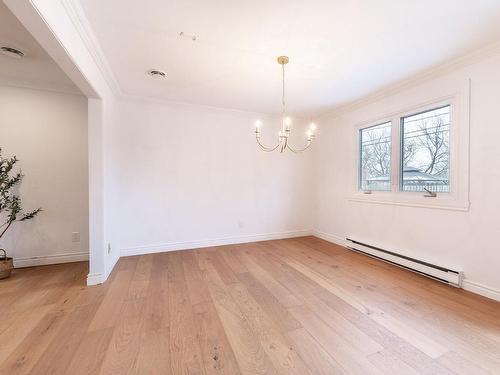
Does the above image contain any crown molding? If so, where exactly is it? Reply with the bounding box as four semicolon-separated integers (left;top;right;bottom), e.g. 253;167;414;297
317;39;500;121
57;1;500;122
118;92;313;120
0;76;83;96
60;0;122;96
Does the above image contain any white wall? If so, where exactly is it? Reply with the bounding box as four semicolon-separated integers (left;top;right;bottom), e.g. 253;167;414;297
109;98;313;255
6;1;500;299
314;50;500;298
5;0;313;285
0;86;88;266
5;0;122;284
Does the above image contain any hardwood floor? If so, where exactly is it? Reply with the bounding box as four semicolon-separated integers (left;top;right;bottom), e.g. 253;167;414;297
1;236;499;374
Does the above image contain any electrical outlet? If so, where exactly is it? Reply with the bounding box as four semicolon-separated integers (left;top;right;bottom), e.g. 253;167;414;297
107;243;112;254
71;232;80;242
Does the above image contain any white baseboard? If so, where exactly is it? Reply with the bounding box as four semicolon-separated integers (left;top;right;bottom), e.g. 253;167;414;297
121;229;313;257
86;252;120;286
86;272;103;286
14;251;89;268
312;229;500;303
312;229;347;247
462;280;500;302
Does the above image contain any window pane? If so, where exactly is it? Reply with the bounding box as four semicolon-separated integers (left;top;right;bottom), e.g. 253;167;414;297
359;122;392;191
401;105;450;192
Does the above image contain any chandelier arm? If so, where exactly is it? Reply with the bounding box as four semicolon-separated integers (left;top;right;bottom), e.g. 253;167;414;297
256;136;281;152
286;140;313;153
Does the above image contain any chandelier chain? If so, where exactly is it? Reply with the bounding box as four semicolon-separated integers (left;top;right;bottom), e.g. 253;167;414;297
282;62;285;116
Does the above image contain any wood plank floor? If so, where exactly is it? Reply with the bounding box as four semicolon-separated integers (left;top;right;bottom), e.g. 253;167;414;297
1;236;499;374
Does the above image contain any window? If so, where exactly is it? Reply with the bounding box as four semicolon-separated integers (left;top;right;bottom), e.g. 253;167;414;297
401;106;450;192
359;122;391;191
352;82;470;211
358;105;452;194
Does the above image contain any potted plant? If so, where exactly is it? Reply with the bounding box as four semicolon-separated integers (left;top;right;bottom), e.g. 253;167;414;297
0;148;41;279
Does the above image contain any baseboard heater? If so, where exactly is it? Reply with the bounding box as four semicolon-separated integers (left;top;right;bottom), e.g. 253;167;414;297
346;238;463;287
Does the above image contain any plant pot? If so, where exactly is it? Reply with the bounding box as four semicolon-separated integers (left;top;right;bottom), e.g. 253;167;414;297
0;249;13;280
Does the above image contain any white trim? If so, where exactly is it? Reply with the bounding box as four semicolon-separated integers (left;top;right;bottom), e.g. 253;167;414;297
86;272;103;286
462;280;500;302
14;251;89;268
314;229;500;302
312;230;347;247
61;0;122;96
349;80;470;211
317;39;500;120
347;197;470;212
0;77;83;96
85;255;118;286
118;93;285;119
121;230;313;257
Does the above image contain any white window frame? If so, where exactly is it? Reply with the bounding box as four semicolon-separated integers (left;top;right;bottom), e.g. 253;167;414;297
350;80;470;211
358;120;393;192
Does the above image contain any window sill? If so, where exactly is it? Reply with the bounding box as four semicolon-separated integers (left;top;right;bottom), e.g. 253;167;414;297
348;193;470;211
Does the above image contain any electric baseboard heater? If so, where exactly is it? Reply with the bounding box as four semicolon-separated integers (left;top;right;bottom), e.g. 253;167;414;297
346;238;463;287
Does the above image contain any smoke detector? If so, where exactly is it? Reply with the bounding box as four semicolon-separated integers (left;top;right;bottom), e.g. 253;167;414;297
147;69;167;79
0;46;25;59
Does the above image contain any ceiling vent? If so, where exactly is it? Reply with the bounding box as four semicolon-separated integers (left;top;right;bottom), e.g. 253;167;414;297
0;46;25;59
147;69;167;79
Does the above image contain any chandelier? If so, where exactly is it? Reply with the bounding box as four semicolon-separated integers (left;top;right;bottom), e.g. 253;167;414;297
254;56;317;153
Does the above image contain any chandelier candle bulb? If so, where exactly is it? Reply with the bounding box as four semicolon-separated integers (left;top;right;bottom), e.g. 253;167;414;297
255;121;261;137
253;56;317;153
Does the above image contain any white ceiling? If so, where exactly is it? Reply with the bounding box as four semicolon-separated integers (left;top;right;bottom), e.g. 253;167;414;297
79;0;500;116
0;2;79;94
